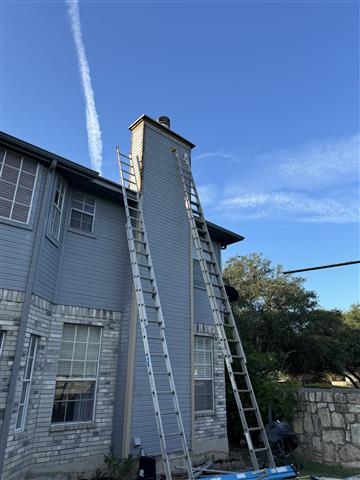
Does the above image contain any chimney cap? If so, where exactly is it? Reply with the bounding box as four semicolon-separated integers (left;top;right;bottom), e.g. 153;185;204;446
129;114;195;149
157;116;171;129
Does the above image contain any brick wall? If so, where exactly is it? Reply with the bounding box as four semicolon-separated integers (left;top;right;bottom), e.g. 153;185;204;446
0;289;122;480
193;323;228;459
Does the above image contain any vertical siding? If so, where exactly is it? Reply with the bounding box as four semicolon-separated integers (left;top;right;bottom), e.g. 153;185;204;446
129;121;193;455
0;161;46;292
56;194;127;310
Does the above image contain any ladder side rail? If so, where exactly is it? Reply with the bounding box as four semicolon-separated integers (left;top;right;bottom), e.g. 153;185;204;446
176;152;276;469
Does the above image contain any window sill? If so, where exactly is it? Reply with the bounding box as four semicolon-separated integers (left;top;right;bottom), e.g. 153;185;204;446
45;232;60;248
67;227;97;239
50;421;97;432
195;410;215;418
0;217;33;231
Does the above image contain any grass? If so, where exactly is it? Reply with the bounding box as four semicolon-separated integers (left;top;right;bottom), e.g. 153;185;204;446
295;460;360;478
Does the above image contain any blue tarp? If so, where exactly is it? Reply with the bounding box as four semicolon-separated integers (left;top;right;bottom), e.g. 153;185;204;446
201;465;298;480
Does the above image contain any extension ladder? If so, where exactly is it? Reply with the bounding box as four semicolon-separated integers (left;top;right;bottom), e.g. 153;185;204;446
116;148;194;480
173;149;276;470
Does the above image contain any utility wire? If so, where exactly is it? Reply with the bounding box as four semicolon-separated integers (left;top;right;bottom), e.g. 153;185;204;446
283;260;360;275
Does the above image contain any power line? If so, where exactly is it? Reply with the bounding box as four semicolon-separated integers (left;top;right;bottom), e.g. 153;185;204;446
283;260;360;275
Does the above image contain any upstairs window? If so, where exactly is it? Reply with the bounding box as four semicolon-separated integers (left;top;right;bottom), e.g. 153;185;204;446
52;324;101;423
0;149;38;224
194;335;214;412
49;178;65;241
69;193;96;233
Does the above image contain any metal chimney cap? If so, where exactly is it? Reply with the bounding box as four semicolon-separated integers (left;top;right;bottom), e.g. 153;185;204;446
157;116;171;129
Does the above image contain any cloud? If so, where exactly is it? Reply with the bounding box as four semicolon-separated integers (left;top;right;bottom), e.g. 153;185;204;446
197;184;218;207
194;135;359;224
274;134;359;187
66;0;103;174
194;151;241;163
221;191;359;223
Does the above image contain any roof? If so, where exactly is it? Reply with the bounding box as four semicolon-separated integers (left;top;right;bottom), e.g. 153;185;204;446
129;114;196;149
0;130;243;246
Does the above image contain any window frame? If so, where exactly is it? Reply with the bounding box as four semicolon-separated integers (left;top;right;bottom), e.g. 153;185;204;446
0;149;39;225
0;331;5;357
15;334;38;432
69;192;96;234
48;177;66;241
51;323;102;424
194;335;214;413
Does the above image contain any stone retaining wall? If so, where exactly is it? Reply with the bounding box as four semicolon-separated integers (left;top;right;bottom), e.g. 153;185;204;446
293;388;360;467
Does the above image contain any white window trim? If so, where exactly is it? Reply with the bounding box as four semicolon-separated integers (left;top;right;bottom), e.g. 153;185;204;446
15;335;38;432
49;178;66;241
52;324;102;424
0;331;5;357
69;193;96;234
194;335;214;413
0;150;39;225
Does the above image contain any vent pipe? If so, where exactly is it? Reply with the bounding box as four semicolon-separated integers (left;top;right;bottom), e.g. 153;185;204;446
157;116;171;129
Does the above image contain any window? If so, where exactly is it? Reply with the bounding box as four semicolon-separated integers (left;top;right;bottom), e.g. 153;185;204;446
69;193;96;233
52;324;101;423
49;178;65;240
194;336;213;412
0;149;38;223
15;335;38;431
0;331;5;357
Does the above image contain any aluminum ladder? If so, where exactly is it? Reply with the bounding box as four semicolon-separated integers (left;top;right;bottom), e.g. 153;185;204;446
173;149;276;470
116;148;194;480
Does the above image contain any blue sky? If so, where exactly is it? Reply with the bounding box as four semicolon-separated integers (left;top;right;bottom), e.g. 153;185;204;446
2;0;359;310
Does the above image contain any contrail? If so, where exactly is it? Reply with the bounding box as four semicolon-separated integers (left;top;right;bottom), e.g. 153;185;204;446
66;0;103;174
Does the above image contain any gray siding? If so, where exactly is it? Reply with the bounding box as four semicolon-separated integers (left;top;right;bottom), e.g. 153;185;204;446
129;121;192;455
34;173;68;301
56;194;127;311
193;239;222;326
0;162;46;292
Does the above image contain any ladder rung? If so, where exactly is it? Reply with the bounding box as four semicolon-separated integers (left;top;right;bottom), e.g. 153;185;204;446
238;389;251;393
161;410;179;415
232;355;244;359
153;371;170;375
233;371;247;375
147;336;163;341
243;407;257;412
124;179;137;185
138;262;150;268
254;447;270;453
140;275;153;281
143;289;156;295
133;239;146;244
157;390;174;395
152;353;167;358
223;324;235;328
128;206;139;212
169;454;187;461
165;432;183;437
145;304;159;309
136;250;148;256
132;226;144;233
147;319;162;325
248;426;262;432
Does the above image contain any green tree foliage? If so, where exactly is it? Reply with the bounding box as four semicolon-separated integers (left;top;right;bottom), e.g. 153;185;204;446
223;254;359;442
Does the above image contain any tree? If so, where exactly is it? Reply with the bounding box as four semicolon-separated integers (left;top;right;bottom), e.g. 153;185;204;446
222;254;359;442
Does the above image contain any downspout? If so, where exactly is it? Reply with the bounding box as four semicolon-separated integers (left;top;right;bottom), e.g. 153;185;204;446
0;160;57;475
